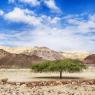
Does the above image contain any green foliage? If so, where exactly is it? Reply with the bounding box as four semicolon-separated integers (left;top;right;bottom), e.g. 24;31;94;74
31;59;86;73
31;61;51;72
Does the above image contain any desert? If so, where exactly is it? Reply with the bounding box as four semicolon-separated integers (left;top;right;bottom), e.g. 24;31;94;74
0;67;94;95
1;0;95;94
0;46;95;95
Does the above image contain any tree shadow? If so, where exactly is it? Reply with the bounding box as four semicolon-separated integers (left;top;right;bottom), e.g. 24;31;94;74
34;76;82;80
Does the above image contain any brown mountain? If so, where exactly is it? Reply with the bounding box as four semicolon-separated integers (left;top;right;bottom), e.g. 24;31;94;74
0;46;64;60
0;49;10;59
0;47;64;68
22;47;64;60
84;54;95;65
0;49;43;68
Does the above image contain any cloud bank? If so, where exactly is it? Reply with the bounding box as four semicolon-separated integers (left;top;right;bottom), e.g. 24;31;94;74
0;1;95;52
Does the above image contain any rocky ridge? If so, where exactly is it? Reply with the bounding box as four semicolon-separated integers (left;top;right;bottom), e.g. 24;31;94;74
0;46;64;68
0;46;64;60
0;46;95;68
0;46;91;60
22;47;64;60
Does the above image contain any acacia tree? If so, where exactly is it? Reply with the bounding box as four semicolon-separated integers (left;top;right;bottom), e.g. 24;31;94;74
31;59;86;79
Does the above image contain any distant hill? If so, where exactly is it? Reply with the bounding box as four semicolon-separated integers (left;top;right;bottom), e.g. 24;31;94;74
84;54;95;65
62;51;90;60
0;46;90;60
0;46;94;68
0;46;64;60
22;47;64;60
0;49;43;68
0;46;33;54
0;46;64;68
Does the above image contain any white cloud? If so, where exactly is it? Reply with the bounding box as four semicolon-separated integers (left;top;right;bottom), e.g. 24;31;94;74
1;24;95;52
0;10;4;16
4;7;41;26
41;15;61;26
8;0;60;12
65;14;95;33
44;0;61;12
50;17;61;24
9;0;40;6
1;10;95;52
4;7;61;26
19;0;40;6
0;34;6;40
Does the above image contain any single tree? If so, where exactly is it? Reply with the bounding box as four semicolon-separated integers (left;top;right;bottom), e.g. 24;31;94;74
31;59;86;79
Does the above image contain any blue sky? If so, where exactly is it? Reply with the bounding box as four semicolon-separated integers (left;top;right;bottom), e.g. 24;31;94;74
0;0;95;52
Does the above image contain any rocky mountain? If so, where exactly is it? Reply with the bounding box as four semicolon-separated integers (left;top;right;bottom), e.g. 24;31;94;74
0;46;94;68
84;54;95;65
0;46;64;60
0;46;92;60
0;46;65;68
22;47;64;60
0;49;43;68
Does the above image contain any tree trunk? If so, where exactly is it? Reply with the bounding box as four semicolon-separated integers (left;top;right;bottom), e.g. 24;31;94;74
60;71;62;79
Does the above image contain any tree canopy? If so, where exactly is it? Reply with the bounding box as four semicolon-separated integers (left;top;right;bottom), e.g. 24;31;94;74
31;59;86;78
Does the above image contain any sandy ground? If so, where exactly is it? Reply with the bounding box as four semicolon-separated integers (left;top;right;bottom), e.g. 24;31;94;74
0;67;95;82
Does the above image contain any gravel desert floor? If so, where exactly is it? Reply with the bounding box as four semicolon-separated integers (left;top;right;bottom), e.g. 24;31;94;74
0;82;95;95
